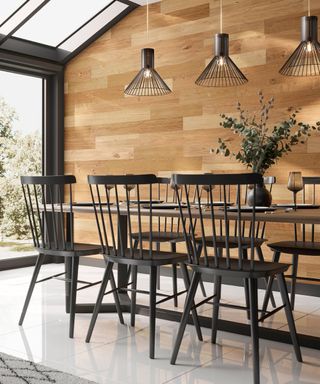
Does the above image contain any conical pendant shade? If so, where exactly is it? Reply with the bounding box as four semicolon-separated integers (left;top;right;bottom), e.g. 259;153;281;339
125;48;171;96
280;16;320;76
196;34;248;87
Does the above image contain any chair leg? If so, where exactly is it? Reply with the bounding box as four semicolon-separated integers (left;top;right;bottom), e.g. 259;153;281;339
109;270;124;324
196;244;207;298
126;240;138;283
172;264;178;307
170;271;201;365
196;244;203;260
261;276;275;318
156;267;161;290
180;263;203;341
19;254;45;326
170;242;178;307
65;257;72;311
291;254;299;310
156;243;161;290
199;278;207;298
149;265;157;359
131;265;138;326
69;257;80;338
261;250;280;315
243;249;250;320
256;246;276;308
277;273;302;362
211;275;222;344
249;278;260;384
86;262;114;343
244;278;250;320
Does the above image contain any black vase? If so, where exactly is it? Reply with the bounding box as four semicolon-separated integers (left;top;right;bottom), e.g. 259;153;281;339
247;183;272;207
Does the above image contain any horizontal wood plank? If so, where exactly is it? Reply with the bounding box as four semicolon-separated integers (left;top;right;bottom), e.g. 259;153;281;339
65;0;320;277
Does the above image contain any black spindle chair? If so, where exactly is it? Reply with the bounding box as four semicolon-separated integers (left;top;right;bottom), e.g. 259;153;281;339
130;177;206;307
263;176;320;311
198;176;276;257
19;175;113;338
85;174;203;359
195;176;277;313
170;173;302;384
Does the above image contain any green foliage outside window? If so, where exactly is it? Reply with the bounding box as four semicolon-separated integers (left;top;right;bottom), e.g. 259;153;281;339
0;98;41;240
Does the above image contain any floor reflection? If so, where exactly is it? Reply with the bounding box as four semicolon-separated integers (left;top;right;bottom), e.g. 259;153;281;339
0;264;320;384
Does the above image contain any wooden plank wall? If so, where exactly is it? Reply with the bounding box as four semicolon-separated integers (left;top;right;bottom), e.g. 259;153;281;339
65;0;320;277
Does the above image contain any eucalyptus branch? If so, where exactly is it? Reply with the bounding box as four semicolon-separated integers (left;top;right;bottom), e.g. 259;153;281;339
212;92;320;175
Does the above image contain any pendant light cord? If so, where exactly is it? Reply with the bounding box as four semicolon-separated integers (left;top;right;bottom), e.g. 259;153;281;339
220;0;223;33
308;0;311;16
147;0;149;42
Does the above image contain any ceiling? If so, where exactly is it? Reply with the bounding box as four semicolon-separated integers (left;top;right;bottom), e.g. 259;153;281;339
130;0;160;4
0;0;140;65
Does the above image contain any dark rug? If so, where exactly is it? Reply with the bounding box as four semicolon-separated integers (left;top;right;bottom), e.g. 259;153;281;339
0;352;96;383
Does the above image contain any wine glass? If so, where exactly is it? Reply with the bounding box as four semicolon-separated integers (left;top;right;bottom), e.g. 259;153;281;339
287;172;303;210
123;174;135;202
202;173;215;204
169;179;180;200
105;184;114;204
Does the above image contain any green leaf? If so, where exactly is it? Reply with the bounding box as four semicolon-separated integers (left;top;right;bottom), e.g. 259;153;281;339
212;92;316;174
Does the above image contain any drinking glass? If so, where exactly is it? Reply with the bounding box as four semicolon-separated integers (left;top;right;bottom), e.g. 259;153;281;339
123;174;135;201
202;184;215;204
287;172;303;210
201;173;215;204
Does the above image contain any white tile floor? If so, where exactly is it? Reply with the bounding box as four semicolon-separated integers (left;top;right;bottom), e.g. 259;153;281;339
1;264;320;383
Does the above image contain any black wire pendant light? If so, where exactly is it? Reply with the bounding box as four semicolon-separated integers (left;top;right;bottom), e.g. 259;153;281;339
196;0;248;87
125;48;171;96
280;1;320;76
124;1;171;96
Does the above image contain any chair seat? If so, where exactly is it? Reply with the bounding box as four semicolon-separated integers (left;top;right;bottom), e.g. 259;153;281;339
195;236;265;249
190;257;289;279
268;241;320;256
106;248;187;267
37;243;101;257
131;231;184;243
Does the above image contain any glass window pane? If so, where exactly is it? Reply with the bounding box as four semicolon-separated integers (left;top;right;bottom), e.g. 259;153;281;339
0;0;26;26
0;0;46;36
59;1;128;52
14;0;113;47
0;70;42;262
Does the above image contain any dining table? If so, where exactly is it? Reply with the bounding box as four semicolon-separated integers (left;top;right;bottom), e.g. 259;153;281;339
62;203;320;350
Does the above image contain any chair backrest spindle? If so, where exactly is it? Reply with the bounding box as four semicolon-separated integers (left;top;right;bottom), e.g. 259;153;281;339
88;174;158;259
21;175;76;252
172;173;263;271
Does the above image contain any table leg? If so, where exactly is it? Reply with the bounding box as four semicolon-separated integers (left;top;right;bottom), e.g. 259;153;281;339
65;212;131;313
117;215;131;307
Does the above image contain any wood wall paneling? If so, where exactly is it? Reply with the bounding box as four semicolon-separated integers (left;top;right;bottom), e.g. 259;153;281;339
65;0;320;277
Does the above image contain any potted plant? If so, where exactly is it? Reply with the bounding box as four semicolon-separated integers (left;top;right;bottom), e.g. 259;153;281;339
212;92;320;206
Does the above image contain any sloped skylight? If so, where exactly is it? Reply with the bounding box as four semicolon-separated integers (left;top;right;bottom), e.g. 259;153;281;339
59;1;128;52
0;0;47;36
0;0;136;63
14;0;114;47
0;0;26;26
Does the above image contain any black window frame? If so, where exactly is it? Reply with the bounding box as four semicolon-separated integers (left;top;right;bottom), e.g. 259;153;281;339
0;0;139;270
0;51;64;271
